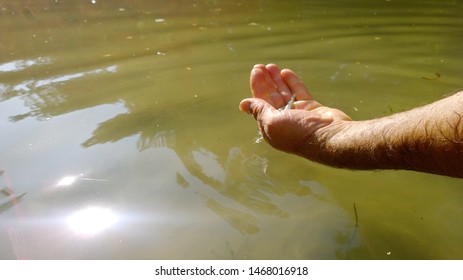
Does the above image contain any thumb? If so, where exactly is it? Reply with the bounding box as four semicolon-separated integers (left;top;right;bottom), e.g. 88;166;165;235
239;98;276;121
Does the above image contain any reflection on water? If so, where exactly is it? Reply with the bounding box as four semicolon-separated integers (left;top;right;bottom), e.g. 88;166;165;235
0;185;27;215
0;57;51;73
55;174;108;189
1;0;463;259
2;64;117;121
0;170;26;215
0;193;26;215
11;65;117;94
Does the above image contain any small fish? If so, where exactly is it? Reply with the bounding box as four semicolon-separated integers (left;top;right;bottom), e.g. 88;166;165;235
283;93;296;110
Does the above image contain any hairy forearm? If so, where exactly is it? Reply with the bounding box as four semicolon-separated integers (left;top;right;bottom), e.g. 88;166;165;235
300;91;463;178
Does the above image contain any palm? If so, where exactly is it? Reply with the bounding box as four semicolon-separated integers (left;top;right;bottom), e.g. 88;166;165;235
240;64;351;153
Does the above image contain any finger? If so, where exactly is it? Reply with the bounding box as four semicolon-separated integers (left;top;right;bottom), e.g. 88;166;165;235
250;65;285;108
281;69;313;101
250;65;272;99
265;64;292;101
293;100;322;111
239;98;276;121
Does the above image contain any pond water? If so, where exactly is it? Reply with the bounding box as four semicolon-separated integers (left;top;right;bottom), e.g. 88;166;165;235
1;0;462;259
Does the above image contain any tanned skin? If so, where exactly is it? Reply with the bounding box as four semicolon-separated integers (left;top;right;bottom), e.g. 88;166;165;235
239;64;463;178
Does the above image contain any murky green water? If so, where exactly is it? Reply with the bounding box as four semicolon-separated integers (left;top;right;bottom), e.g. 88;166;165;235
1;0;463;259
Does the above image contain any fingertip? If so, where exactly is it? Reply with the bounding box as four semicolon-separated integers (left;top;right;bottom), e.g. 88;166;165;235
250;66;264;76
280;68;296;76
250;65;266;78
239;99;252;113
265;64;282;77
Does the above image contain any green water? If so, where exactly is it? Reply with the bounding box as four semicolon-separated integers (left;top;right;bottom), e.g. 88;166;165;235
1;0;462;259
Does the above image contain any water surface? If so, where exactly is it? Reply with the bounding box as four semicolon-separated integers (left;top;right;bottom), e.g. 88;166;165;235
1;0;463;259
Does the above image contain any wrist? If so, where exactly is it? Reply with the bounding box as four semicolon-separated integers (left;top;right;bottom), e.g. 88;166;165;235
297;118;403;171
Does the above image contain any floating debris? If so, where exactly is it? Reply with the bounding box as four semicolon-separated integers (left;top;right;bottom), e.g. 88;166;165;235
422;72;441;80
0;187;13;196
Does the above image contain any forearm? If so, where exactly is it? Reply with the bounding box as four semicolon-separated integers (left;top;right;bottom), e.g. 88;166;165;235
300;91;463;178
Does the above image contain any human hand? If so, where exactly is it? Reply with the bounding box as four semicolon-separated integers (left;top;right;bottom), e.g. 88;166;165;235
240;64;463;178
239;64;352;155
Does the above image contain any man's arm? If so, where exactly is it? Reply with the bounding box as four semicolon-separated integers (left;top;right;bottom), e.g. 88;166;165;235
240;64;463;178
306;91;463;178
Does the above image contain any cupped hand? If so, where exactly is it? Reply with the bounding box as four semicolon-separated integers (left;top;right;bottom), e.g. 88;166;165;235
239;64;352;154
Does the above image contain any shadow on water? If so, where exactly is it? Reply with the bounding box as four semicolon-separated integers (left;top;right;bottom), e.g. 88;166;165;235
1;0;463;259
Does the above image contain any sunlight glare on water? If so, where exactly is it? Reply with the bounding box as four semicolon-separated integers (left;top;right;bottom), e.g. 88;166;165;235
56;175;78;188
67;207;118;238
